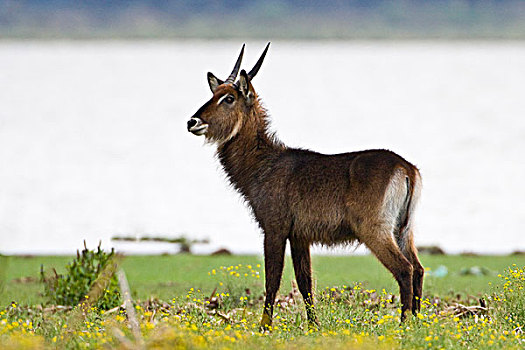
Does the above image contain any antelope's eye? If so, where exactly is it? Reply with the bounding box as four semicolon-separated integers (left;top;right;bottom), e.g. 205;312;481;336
225;95;234;104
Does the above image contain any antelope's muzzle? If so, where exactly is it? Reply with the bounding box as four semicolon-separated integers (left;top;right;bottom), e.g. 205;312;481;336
187;117;208;136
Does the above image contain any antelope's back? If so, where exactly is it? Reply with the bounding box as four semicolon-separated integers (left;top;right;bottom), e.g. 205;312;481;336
271;148;418;242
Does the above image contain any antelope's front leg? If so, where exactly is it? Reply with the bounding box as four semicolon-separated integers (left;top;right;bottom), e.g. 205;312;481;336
260;234;287;332
290;238;319;329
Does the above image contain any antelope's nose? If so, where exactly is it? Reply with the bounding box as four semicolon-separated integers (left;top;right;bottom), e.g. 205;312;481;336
187;117;208;135
187;118;200;131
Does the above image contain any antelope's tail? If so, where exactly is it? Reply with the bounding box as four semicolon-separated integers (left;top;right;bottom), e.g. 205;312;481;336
397;169;422;250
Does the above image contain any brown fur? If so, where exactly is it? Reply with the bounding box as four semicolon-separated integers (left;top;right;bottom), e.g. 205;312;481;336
188;62;424;330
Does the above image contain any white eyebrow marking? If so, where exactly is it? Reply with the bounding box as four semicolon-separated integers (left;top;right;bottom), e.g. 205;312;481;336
217;94;232;105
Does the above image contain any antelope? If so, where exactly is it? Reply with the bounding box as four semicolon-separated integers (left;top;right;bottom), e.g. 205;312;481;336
186;44;424;330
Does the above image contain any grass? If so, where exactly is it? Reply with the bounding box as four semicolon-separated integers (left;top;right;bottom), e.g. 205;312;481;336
2;254;523;307
1;253;524;348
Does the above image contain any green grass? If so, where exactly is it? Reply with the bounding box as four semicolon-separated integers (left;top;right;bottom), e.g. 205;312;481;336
1;253;524;349
2;254;523;308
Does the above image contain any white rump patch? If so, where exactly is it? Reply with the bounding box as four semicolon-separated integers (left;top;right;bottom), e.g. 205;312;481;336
382;169;409;233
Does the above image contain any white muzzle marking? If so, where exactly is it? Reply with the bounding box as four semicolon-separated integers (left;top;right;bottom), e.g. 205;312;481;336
188;117;209;136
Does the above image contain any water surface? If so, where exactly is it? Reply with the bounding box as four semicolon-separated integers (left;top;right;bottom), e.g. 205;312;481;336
0;41;524;255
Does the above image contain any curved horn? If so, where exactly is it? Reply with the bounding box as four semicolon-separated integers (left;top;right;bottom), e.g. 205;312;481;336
224;44;245;84
247;42;270;80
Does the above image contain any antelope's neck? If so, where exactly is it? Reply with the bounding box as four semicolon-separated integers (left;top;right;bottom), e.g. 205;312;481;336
216;112;284;199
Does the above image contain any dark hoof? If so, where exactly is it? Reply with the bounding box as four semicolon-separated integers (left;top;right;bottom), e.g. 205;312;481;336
259;313;272;333
308;319;320;331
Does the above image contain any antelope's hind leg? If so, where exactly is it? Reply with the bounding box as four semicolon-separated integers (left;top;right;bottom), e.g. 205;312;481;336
399;229;425;314
260;234;287;332
359;228;414;321
290;238;319;329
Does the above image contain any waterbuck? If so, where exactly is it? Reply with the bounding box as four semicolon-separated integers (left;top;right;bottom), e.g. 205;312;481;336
186;44;424;329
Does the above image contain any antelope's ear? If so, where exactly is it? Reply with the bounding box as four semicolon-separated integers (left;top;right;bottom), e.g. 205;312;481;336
238;70;254;106
207;72;223;93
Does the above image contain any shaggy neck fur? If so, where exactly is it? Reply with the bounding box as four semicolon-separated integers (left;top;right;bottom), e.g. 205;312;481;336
216;98;286;199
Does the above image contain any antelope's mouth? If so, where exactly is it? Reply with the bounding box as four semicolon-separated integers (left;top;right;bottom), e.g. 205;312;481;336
187;117;209;136
189;124;208;136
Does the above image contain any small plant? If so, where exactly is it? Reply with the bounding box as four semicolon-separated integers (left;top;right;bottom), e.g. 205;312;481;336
207;263;263;310
40;242;121;310
491;264;525;325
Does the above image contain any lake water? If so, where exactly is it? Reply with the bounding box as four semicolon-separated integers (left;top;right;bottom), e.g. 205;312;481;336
0;41;524;255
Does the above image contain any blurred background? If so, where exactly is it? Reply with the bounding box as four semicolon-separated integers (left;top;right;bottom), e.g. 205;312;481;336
0;0;524;255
